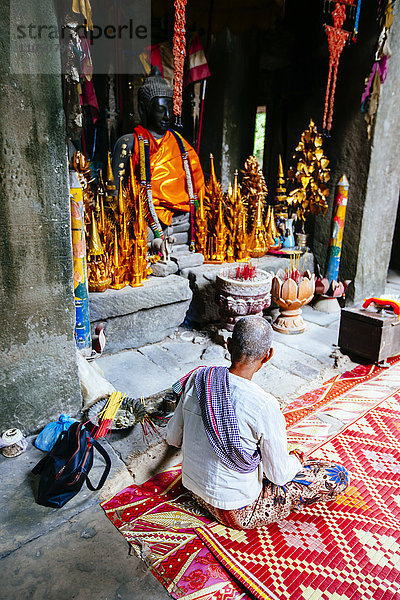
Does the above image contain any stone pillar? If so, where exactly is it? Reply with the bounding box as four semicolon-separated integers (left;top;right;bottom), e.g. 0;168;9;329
313;2;400;302
199;29;259;188
0;0;82;433
352;6;400;300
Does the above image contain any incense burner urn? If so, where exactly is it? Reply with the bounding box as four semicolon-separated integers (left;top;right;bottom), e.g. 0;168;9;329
215;266;272;331
271;269;315;334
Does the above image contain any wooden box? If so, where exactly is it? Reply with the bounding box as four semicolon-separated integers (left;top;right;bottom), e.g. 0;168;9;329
338;306;400;363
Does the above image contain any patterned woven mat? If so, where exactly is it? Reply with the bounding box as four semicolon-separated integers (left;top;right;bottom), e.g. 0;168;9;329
102;465;251;600
283;355;400;428
102;359;400;600
198;366;400;600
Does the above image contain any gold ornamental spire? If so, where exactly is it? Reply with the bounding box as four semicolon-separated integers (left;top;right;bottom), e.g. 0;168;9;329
88;211;104;256
233;169;239;201
210;154;218;192
118;176;125;214
106;152;116;194
274;154;288;219
198;188;205;220
113;229;119;268
214;195;226;263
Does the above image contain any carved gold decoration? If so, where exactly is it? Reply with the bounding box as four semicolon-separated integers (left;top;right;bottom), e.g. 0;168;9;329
196;155;270;263
203;154;227;263
273;155;288;219
214;195;227;263
195;189;207;255
88;255;112;293
129;168;149;287
69;147;152;293
287;120;330;228
241;156;269;258
225;170;249;262
265;205;281;250
110;228;127;290
87;211;112;292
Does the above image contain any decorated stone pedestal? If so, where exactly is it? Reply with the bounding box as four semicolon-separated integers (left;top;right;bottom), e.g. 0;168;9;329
89;275;192;353
215;265;272;331
180;253;315;326
271;270;315;334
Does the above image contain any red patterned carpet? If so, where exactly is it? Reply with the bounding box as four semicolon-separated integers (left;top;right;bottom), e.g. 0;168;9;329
102;360;400;600
102;465;251;600
283;355;400;428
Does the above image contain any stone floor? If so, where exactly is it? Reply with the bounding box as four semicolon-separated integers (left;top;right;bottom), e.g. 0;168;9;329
0;300;366;600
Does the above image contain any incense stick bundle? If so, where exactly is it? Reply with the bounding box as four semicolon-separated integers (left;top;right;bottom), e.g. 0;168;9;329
94;391;125;439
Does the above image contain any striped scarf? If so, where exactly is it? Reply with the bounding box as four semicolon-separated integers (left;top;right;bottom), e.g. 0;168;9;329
173;366;261;473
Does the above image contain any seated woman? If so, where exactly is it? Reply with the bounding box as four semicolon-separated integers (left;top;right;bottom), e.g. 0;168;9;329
166;316;349;530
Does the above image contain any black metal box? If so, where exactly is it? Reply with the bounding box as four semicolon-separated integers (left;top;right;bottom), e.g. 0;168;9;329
338;306;400;363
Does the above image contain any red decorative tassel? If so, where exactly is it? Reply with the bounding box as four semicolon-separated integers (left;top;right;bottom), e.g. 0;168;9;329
173;0;187;118
323;2;353;132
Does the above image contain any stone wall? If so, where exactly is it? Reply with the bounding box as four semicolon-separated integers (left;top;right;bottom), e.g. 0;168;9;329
199;1;400;303
352;3;400;300
199;28;259;188
311;1;400;301
0;0;81;433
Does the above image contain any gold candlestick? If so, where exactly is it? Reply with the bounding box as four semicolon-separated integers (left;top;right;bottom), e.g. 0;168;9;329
249;196;269;258
241;155;269;258
196;188;207;255
214;196;227;263
130;156;149;287
111;228;126;289
87;212;112;293
106;152;116;197
273;155;289;219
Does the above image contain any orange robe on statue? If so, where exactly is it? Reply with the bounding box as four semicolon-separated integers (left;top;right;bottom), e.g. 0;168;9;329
133;125;205;226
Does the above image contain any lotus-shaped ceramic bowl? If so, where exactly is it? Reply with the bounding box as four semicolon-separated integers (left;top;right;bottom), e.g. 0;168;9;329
271;269;315;334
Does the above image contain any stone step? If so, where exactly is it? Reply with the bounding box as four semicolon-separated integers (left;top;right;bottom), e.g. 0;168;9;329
89;275;192;353
172;231;189;245
171;222;190;233
171;244;191;254
171;251;205;270
171;213;190;226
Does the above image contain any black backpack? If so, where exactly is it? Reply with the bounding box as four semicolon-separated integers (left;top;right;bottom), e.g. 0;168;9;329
32;422;111;508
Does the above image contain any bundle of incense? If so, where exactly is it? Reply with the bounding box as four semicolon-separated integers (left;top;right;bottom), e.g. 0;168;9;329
94;391;125;439
284;252;308;282
234;262;257;281
138;396;167;442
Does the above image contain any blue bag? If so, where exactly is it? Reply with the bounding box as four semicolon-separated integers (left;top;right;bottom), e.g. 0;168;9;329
32;422;111;508
35;414;77;452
